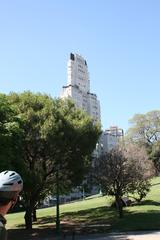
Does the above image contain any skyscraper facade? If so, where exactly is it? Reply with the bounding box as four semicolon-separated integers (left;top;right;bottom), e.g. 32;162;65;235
60;53;101;123
99;126;124;154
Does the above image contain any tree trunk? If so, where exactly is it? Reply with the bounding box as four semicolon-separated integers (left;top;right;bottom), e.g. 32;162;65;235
115;195;123;218
24;207;33;229
56;169;60;235
32;207;37;222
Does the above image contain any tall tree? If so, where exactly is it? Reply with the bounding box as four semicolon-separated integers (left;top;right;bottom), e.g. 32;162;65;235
150;141;160;175
95;144;153;218
127;111;160;145
124;143;154;200
8;92;101;229
0;93;23;171
126;110;160;172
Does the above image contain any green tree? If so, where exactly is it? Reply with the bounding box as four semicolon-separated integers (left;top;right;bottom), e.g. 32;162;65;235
124;143;154;202
0;93;23;171
96;148;129;218
127;110;160;145
126;110;160;172
95;144;153;218
9;91;101;229
150;141;160;175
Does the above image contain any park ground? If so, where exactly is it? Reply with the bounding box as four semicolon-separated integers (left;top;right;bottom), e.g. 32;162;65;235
6;177;160;240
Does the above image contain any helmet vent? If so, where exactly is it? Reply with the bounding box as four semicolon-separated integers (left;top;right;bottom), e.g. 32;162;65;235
3;183;14;186
10;173;15;176
18;180;22;184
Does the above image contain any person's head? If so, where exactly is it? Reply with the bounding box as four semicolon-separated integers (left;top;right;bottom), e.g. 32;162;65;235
0;171;23;216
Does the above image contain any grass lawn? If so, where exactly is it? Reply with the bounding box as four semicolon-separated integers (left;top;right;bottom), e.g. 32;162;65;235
6;177;160;238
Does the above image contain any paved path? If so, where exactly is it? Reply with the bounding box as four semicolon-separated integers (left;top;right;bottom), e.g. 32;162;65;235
125;231;160;240
64;231;160;240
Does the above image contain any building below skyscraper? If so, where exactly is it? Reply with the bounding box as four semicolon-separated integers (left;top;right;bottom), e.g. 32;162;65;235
60;53;101;123
99;126;124;154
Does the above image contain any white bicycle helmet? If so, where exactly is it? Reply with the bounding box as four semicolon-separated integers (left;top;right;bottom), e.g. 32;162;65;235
0;170;23;200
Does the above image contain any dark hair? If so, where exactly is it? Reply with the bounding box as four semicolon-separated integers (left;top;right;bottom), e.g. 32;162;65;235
0;191;17;206
0;198;11;206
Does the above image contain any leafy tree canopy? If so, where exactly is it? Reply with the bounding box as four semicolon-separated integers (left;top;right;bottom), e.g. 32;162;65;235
95;144;153;218
8;91;101;229
126;110;160;145
0;93;23;171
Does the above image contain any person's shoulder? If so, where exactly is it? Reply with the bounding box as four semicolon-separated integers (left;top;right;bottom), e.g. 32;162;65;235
0;223;7;240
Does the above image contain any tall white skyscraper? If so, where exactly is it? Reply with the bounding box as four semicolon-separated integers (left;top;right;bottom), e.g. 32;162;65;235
60;53;101;123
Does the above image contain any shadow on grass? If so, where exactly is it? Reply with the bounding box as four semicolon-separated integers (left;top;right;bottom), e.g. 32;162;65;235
8;206;160;239
7;227;56;240
113;209;160;232
61;206;116;224
9;206;117;239
35;215;55;225
140;199;160;206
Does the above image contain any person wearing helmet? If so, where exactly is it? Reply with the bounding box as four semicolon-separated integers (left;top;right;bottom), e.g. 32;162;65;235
0;170;23;240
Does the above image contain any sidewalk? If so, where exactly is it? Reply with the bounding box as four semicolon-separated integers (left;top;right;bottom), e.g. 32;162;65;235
75;231;160;240
53;231;160;240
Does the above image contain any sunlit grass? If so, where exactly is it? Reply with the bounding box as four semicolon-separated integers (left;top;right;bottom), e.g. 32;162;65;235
6;177;160;232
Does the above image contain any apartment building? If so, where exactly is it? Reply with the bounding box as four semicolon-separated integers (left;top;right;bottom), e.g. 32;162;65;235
60;53;101;123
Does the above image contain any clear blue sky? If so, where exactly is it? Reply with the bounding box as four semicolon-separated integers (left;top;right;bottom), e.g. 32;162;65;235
0;0;160;132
